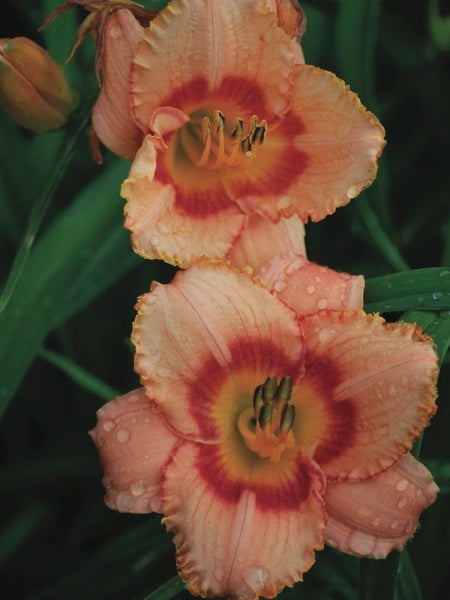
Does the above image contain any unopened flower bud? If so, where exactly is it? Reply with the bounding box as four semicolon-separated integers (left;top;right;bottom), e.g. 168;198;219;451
0;37;76;132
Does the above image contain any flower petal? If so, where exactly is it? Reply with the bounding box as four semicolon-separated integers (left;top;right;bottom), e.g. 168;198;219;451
260;256;364;314
92;9;144;159
162;440;326;600
238;65;385;221
324;453;439;558
132;261;304;442
227;214;306;272
130;0;295;130
295;312;438;480
265;0;307;63
89;388;178;513
122;135;246;266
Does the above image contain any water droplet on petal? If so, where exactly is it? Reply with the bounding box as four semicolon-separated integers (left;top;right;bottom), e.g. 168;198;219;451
109;26;123;39
388;384;397;397
102;474;113;489
214;567;224;581
243;567;269;590
175;236;186;249
317;298;328;309
371;517;382;527
156;222;169;235
307;285;316;295
146;295;158;304
116;492;134;511
432;291;443;300
103;419;115;432
130;480;146;496
150;235;160;246
285;258;304;275
390;519;399;529
398;497;408;509
396;479;409;492
327;538;338;548
274;279;287;292
358;506;371;518
117;428;130;443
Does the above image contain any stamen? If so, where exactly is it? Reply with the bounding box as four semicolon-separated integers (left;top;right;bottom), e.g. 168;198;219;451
238;376;296;462
195;116;212;167
241;135;253;157
230;118;244;140
251;120;267;145
213;110;227;169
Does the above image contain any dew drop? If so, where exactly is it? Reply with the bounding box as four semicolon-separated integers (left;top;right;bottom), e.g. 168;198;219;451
388;384;397;397
117;428;130;443
150;235;160;246
317;298;328;309
432;291;443;300
144;453;150;460
102;474;113;489
130;480;146;497
151;351;162;362
146;295;158;304
116;492;134;511
348;536;375;556
274;279;287;292
358;506;371;518
327;538;338;548
307;285;316;295
398;497;408;509
243;567;268;589
371;517;382;527
109;25;123;39
285;258;304;275
395;479;409;492
390;519;399;529
156;222;169;235
214;567;224;581
415;488;423;498
103;419;115;432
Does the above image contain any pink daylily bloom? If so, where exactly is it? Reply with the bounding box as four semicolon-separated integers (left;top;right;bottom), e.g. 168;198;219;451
90;0;384;267
90;261;438;600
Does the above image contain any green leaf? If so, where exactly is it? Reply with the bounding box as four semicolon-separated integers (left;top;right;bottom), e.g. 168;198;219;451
393;550;423;600
359;554;399;600
0;159;139;418
140;576;186;600
364;268;450;313
39;348;119;401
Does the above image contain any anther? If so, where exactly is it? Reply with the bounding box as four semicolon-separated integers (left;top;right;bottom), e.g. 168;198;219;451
201;116;211;141
251;120;267;145
280;404;296;433
276;376;292;406
248;115;258;138
258;403;273;428
253;384;264;416
214;110;225;132
241;135;253;156
230;118;244;140
262;377;278;403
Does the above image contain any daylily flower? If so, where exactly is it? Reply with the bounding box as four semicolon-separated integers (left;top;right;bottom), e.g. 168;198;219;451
119;0;385;267
90;260;438;600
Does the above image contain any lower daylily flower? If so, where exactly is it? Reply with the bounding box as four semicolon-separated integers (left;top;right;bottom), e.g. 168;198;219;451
90;261;438;600
86;0;384;267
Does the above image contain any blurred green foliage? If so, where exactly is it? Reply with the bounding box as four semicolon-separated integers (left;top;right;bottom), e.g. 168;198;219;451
0;0;449;599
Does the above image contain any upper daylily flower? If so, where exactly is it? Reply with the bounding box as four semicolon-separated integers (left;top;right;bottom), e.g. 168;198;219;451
85;0;385;267
90;260;438;600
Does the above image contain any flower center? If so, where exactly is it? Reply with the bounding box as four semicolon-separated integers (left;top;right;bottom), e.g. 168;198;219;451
237;376;296;463
179;109;267;171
